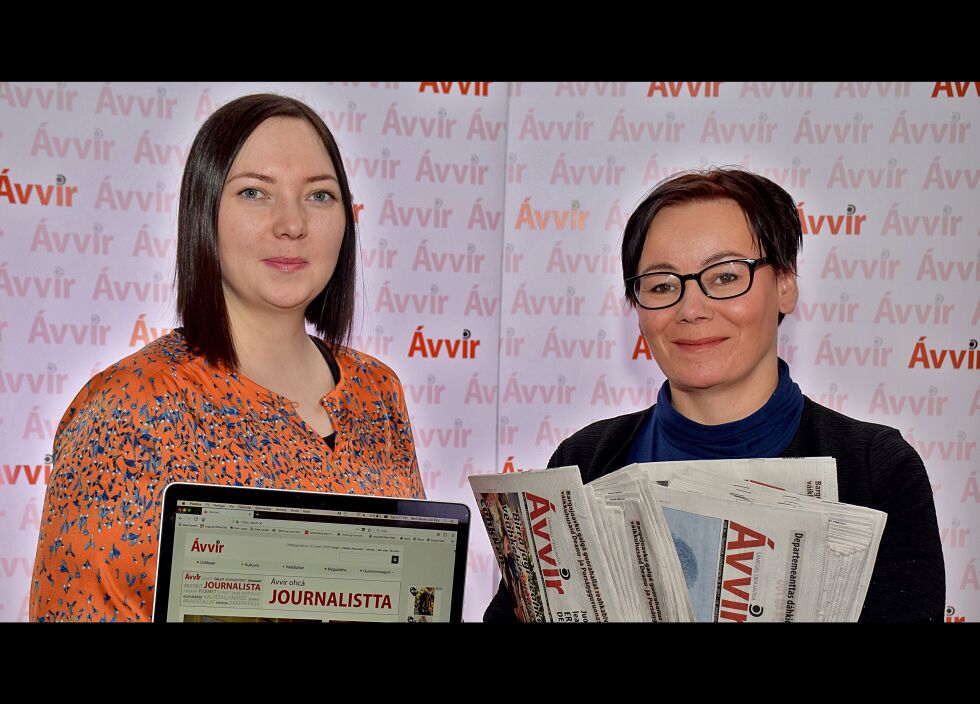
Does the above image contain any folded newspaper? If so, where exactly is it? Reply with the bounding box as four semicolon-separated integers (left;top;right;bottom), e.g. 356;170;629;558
470;458;885;622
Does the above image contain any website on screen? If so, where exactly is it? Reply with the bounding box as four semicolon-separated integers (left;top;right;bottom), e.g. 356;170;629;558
165;501;459;622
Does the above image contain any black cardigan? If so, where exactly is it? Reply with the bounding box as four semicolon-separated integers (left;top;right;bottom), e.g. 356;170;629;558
483;397;946;622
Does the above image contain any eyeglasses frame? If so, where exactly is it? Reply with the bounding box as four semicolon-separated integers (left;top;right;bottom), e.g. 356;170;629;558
625;257;771;311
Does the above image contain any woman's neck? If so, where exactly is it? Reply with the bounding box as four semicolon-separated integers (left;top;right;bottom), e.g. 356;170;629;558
667;361;780;426
634;357;805;463
226;307;324;393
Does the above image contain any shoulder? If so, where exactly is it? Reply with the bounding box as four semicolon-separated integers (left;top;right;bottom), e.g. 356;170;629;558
791;397;925;506
58;332;199;429
87;331;201;392
332;345;402;382
794;396;911;456
330;345;407;397
54;331;247;457
549;407;650;481
52;333;206;481
559;409;648;449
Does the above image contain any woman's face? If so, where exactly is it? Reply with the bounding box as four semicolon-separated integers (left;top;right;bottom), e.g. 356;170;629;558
216;117;346;324
635;199;798;405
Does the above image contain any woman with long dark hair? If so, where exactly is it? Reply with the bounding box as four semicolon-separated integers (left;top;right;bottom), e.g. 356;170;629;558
31;94;424;622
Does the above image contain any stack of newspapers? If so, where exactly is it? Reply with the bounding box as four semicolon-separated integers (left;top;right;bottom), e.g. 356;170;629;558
470;458;886;622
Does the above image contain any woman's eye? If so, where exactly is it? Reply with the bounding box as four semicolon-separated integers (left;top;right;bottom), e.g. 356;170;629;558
239;187;262;200
310;191;335;203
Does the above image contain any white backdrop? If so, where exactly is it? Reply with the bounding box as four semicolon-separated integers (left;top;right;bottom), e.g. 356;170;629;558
0;81;976;622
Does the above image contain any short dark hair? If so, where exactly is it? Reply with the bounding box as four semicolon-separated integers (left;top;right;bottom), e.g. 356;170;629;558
621;167;802;323
176;93;357;368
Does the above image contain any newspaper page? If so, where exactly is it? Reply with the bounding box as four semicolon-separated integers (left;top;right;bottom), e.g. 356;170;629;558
582;489;645;620
817;504;887;621
587;475;695;621
650;485;830;622
597;458;882;621
664;468;886;620
593;457;839;501
470;466;620;622
472;458;884;622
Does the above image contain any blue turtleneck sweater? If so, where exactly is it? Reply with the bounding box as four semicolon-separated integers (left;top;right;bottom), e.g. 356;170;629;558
626;358;804;463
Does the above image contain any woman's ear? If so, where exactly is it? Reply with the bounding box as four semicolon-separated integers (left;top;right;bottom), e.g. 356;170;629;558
777;270;799;316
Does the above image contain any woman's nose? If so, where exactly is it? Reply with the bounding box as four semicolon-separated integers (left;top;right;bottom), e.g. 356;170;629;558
274;198;306;239
674;278;713;322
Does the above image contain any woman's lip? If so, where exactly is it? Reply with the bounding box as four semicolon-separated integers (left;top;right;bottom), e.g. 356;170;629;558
673;337;727;349
263;258;307;272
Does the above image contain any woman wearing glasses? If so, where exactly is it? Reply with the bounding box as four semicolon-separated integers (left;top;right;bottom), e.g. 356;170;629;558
485;168;944;622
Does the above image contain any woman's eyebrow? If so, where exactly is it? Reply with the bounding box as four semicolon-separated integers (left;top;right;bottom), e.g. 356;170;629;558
227;171;274;183
700;250;747;266
226;172;338;184
639;250;747;274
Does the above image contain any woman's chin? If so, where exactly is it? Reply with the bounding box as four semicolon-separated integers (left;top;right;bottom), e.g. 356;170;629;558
667;369;736;395
254;290;322;316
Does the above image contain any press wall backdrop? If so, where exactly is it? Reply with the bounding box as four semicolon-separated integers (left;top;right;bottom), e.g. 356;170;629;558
0;81;976;622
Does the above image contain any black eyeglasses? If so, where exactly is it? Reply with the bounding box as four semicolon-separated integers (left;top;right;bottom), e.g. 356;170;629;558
626;258;770;310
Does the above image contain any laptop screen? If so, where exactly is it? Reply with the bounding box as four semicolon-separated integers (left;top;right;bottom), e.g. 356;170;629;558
154;484;469;622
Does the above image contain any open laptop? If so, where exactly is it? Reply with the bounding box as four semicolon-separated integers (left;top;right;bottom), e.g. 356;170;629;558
153;483;470;622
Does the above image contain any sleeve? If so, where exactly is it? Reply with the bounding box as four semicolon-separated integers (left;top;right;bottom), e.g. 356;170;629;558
861;428;946;622
482;441;569;622
385;370;425;500
30;369;157;622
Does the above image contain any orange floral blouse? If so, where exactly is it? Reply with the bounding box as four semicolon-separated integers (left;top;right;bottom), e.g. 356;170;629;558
30;331;424;622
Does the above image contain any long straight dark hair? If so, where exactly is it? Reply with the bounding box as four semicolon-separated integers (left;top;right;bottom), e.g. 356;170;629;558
176;93;357;369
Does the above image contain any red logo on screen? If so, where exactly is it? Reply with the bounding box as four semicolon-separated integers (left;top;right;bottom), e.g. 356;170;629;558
191;538;224;554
